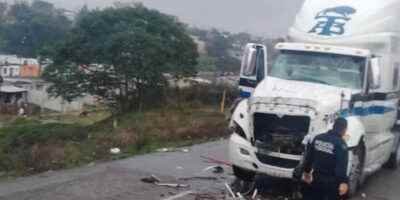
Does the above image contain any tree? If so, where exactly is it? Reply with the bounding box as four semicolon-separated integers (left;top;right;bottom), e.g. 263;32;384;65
0;0;72;57
43;4;198;113
190;28;247;72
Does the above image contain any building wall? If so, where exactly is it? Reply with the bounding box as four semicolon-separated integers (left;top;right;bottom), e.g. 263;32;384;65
1;65;20;77
20;64;41;78
15;81;95;113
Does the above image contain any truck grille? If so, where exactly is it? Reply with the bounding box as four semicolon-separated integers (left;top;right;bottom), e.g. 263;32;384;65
253;113;310;155
255;153;300;169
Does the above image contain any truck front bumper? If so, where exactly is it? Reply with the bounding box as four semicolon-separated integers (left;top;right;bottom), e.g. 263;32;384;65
229;134;297;179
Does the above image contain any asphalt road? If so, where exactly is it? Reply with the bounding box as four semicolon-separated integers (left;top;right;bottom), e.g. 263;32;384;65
0;139;399;200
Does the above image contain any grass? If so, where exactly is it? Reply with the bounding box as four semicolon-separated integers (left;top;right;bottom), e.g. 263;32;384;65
0;104;229;177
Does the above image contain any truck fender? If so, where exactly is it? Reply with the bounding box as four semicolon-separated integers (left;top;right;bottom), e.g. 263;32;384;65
390;129;400;153
230;99;251;139
346;116;366;148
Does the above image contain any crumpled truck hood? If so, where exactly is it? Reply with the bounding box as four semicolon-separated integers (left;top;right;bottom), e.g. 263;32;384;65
251;77;353;114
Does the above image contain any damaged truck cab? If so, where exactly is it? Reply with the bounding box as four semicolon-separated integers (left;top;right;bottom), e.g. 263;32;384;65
229;0;400;195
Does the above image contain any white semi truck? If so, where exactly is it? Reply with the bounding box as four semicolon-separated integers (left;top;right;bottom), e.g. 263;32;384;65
229;0;400;195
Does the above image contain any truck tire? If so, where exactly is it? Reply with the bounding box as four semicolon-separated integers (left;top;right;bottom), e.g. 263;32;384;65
385;138;400;169
348;145;365;196
230;177;256;196
231;166;256;195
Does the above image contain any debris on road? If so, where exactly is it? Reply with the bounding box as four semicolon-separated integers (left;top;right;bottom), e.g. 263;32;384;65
201;155;232;166
141;174;161;184
110;148;121;154
251;189;258;200
225;182;236;199
141;175;189;189
178;176;218;181
156;183;190;188
156;147;191;153
203;165;224;174
161;190;194;200
361;193;367;198
181;148;190;153
157;148;173;153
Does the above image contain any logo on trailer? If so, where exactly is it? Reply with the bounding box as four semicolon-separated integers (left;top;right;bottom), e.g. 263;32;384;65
309;6;356;36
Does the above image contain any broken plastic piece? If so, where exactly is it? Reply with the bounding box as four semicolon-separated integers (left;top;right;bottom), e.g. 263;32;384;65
252;189;258;200
110;148;121;154
181;148;190;153
225;182;236;199
361;193;367;198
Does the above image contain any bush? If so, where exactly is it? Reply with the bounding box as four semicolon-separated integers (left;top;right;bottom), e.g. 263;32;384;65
0;119;88;174
0;122;88;149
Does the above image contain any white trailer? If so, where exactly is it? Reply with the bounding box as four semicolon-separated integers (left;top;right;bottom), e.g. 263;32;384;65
229;0;400;195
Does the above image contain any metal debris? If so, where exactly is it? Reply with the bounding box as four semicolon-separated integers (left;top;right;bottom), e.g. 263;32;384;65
225;182;236;199
251;189;258;200
141;175;161;184
141;175;189;188
178;176;218;181
203;165;224;174
156;183;190;188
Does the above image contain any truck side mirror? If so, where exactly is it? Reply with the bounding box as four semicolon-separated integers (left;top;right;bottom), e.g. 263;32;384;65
238;43;268;98
241;46;258;77
369;58;381;90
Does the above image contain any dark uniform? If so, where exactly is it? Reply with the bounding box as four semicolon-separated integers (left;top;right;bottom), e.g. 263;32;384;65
303;130;349;200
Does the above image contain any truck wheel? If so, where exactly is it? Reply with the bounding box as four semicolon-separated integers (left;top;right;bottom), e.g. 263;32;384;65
385;138;400;169
230;177;256;196
231;166;256;195
348;146;365;196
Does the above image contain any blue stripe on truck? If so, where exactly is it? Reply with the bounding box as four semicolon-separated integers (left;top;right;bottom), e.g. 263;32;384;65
340;106;396;117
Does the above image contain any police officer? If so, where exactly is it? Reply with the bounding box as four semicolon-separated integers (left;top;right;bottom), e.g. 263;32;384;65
302;118;349;200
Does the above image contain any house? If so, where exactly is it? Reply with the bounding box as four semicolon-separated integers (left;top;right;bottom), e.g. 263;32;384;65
0;55;41;78
1;65;20;77
20;64;41;78
0;85;28;114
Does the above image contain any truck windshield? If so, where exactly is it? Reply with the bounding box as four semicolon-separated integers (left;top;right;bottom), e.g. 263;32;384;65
269;50;366;89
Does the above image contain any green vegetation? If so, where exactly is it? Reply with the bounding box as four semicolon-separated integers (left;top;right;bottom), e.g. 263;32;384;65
190;27;285;72
43;3;198;113
0;0;72;57
0;105;228;176
0;84;237;177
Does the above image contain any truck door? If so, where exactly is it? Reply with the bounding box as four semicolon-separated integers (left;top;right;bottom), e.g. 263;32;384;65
239;43;268;98
362;58;397;166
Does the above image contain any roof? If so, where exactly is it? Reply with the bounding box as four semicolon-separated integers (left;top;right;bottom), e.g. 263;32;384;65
0;85;27;93
275;42;371;57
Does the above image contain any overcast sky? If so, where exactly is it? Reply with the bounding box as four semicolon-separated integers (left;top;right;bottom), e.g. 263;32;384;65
46;0;305;38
